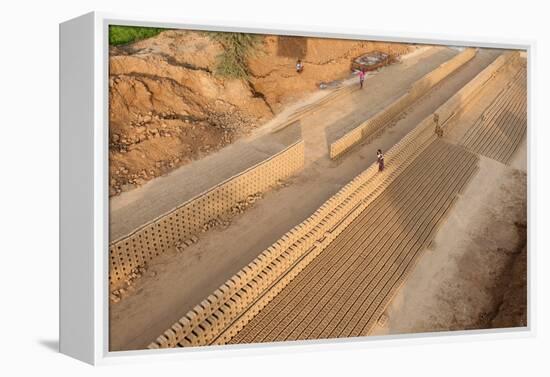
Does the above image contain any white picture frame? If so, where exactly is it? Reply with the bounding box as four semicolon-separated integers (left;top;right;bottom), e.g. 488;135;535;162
59;11;535;365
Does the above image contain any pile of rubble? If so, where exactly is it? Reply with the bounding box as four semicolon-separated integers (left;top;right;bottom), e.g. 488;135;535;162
230;192;263;215
180;192;265;239
201;217;230;232
110;263;148;303
200;193;265;232
176;235;199;253
206;106;257;138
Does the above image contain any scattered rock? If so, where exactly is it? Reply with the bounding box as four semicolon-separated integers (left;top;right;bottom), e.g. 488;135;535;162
110;291;121;303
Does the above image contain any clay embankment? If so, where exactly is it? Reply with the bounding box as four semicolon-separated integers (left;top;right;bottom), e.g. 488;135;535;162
109;30;412;195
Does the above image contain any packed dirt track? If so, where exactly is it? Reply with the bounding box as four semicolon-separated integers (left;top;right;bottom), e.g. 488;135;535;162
108;42;527;351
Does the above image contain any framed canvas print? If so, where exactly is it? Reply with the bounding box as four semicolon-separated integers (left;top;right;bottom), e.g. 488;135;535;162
59;12;533;365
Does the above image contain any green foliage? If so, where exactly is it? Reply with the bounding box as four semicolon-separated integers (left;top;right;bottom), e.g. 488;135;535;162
109;26;165;46
208;32;262;79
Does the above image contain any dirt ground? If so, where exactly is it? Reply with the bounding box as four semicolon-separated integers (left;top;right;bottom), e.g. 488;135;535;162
108;30;413;196
109;47;509;351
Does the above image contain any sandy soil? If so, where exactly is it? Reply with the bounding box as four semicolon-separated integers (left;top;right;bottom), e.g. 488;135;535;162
371;157;527;336
109;47;504;351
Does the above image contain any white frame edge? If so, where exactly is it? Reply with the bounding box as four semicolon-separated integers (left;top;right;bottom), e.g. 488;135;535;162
59;12;96;364
59;11;536;365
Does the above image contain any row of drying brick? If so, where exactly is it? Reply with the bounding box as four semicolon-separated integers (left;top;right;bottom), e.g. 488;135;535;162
109;140;305;286
208;123;451;345
460;65;527;163
272;44;413;134
216;69;506;343
329;48;477;159
436;51;521;127
147;88;450;349
146;49;521;349
230;140;479;344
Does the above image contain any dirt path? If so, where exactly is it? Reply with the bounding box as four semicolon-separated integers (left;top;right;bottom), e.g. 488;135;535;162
110;47;504;351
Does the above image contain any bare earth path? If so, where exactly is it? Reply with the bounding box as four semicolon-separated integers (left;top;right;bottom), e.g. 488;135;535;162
110;47;505;351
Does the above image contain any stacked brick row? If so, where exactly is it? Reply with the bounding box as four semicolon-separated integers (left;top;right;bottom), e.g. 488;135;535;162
109;140;305;285
460;63;527;163
230;141;479;344
147;49;521;350
436;51;520;126
329;48;477;159
148;96;447;349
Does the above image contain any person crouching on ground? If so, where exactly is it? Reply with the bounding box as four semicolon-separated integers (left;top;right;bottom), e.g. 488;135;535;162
377;149;385;172
359;69;366;89
296;59;304;73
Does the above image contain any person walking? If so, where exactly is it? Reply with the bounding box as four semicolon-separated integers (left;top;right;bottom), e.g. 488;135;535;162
359;69;366;89
377;149;385;172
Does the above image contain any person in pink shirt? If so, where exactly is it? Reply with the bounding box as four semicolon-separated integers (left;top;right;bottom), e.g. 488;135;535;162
359;69;366;89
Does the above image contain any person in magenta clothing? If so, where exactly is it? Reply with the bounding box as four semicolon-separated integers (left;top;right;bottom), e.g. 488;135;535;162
359;69;366;89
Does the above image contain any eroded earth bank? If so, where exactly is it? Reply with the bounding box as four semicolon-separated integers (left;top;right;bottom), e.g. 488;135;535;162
109;30;411;196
